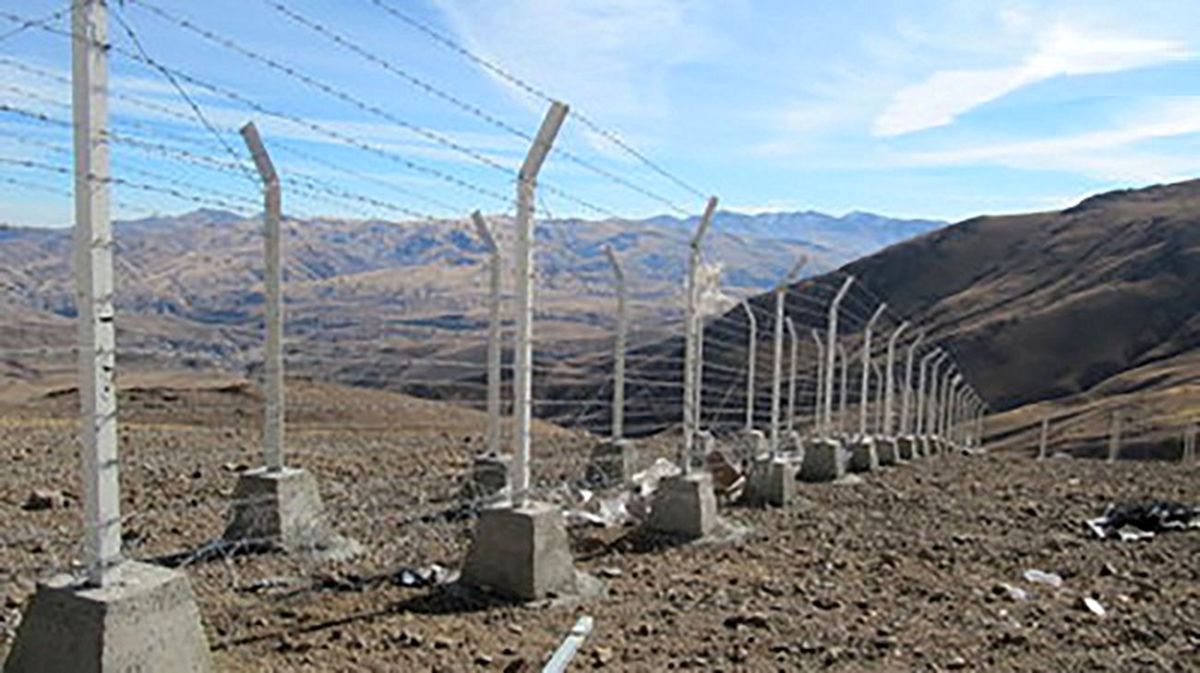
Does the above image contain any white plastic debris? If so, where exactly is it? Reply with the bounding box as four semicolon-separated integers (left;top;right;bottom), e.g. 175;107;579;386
1023;569;1063;588
542;615;594;673
1081;596;1106;616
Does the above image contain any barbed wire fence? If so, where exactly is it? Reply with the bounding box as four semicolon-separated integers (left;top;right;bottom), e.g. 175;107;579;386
0;0;1006;666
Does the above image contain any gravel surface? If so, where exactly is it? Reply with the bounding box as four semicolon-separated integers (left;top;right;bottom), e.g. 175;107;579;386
1;381;1197;671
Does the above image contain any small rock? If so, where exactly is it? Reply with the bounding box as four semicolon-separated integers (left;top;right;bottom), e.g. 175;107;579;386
992;583;1029;601
946;655;968;669
597;567;623;579
22;489;67;511
723;612;769;629
591;645;614;666
474;654;494;666
432;636;453;650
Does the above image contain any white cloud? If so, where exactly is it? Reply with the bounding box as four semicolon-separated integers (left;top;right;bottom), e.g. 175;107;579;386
874;24;1194;137
436;0;715;122
900;98;1200;181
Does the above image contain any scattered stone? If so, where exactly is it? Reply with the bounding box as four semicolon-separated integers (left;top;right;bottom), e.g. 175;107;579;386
723;612;770;630
22;489;67;511
591;645;614;666
992;583;1029;601
946;655;968;669
597;567;623;579
474;654;494;666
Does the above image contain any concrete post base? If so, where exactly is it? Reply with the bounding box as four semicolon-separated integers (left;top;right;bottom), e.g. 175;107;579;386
224;466;330;551
646;473;718;539
799;438;847;482
3;561;213;673
876;436;899;466
585;439;633;487
849;437;879;472
741;456;797;507
897;435;917;461
460;501;578;601
917;436;932;458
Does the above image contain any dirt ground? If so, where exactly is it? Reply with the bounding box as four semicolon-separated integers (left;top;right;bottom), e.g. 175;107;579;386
0;380;1197;672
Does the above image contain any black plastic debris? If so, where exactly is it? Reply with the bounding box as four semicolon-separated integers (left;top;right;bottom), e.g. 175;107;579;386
1087;500;1200;541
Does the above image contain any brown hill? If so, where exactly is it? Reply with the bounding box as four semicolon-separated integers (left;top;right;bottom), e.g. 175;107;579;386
837;179;1200;453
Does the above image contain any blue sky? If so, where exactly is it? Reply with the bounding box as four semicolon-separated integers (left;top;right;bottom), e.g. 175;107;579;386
2;0;1200;227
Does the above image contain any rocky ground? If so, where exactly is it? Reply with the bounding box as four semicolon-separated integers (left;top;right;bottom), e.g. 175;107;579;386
0;380;1197;672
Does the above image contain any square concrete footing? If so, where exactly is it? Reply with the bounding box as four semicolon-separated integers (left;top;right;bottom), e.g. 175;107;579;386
3;561;213;673
585;439;634;487
799;438;847;482
460;501;578;602
876;436;899;466
897;435;917;461
741;456;798;507
224;466;331;552
646;473;719;539
849;437;879;473
917;436;933;458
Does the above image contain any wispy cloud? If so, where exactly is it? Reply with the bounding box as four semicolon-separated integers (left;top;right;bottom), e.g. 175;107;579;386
874;24;1194;137
900;98;1200;181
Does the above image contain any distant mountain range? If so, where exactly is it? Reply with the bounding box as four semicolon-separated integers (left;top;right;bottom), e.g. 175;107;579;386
0;207;943;389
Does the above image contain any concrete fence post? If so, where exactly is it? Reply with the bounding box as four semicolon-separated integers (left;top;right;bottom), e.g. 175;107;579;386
72;0;121;586
785;318;798;433
824;276;854;433
472;211;502;455
740;300;757;432
916;349;939;436
901;332;924;436
770;258;806;454
884;321;909;436
810;329;824;435
682;197;718;473
838;342;849;435
859;303;886;438
240;122;285;473
1038;415;1049;459
512;101;569;504
2;4;217;669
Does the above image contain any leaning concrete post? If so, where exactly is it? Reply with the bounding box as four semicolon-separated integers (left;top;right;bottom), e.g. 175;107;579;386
584;245;634;486
901;332;924;435
883;321;908;436
511;102;568;504
240;122;285;472
682;198;718;474
740;300;757;432
225;126;342;555
5;3;214;669
462;101;587;603
472;211;503;456
860;303;886;438
824;276;854;432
